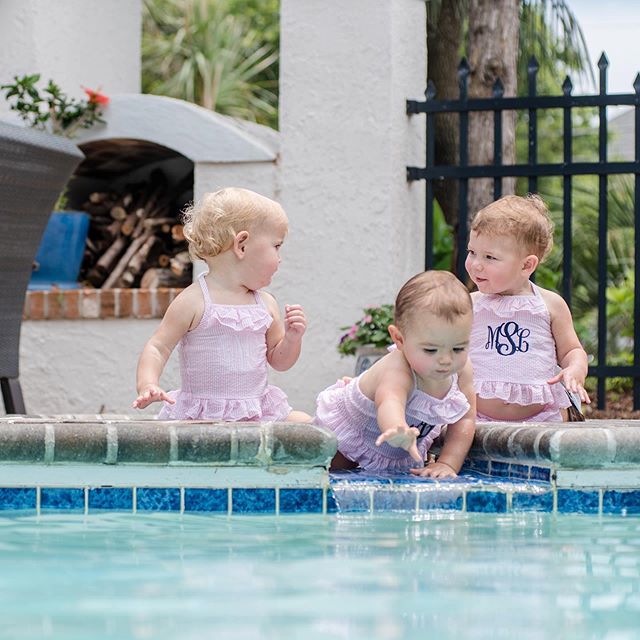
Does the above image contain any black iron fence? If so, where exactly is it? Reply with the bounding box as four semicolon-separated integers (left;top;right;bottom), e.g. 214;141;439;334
406;55;640;409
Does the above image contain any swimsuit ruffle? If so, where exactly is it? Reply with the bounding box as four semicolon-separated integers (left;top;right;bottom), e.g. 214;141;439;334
210;305;272;333
474;379;570;408
473;292;547;318
158;385;291;421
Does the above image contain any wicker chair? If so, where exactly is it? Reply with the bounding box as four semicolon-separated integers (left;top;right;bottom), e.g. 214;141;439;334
0;122;84;414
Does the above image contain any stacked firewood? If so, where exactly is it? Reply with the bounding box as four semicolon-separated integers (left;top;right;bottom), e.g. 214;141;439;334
79;170;193;289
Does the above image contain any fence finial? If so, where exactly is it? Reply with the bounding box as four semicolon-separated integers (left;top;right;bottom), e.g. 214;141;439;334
634;73;640;94
562;76;573;96
492;78;504;98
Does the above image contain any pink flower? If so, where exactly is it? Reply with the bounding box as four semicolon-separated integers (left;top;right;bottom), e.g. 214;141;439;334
362;315;372;324
83;87;109;105
348;324;358;338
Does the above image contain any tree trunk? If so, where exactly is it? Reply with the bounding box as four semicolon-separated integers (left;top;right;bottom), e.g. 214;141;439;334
467;0;519;219
427;0;464;230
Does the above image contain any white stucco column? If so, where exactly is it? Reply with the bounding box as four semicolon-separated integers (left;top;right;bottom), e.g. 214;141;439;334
275;0;427;413
0;0;141;117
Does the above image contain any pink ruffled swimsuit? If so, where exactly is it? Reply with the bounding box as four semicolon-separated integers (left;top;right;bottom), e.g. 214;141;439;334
469;282;569;422
314;372;470;472
158;273;292;421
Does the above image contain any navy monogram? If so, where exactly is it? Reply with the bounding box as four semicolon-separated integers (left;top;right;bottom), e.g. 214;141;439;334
410;421;437;439
485;321;530;356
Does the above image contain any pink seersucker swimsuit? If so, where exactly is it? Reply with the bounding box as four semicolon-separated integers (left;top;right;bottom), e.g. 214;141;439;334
314;369;470;472
158;273;292;421
469;281;570;422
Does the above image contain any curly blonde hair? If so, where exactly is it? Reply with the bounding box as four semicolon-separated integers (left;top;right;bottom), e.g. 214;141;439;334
470;194;554;261
394;270;472;330
182;187;288;261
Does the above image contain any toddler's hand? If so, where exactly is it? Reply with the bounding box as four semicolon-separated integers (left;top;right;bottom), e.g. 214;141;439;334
547;367;591;404
411;461;457;479
375;426;422;463
132;384;174;410
284;304;307;341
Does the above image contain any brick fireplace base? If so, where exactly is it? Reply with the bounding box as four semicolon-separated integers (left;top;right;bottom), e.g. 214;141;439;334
24;288;183;320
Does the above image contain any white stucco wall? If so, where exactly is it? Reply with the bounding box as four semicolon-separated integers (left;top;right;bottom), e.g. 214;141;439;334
0;0;141;119
18;320;179;416
277;0;427;413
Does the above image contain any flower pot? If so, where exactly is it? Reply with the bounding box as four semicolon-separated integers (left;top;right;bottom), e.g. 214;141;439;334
354;346;387;376
28;211;90;290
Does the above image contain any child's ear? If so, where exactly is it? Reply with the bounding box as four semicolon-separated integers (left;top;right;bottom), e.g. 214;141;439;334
388;324;404;350
522;254;539;275
233;231;250;258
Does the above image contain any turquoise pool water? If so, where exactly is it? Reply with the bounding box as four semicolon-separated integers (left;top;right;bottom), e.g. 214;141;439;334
0;512;638;639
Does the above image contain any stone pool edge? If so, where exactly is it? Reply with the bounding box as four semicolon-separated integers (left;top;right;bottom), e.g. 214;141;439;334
0;416;638;516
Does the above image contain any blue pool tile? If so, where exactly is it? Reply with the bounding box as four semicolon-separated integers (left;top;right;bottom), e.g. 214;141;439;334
529;466;551;482
184;488;228;513
509;464;531;480
602;490;640;515
373;490;417;512
512;491;554;512
232;488;276;514
326;490;338;513
466;491;507;513
490;461;510;477
88;487;133;511
419;490;464;511
136;488;180;512
41;488;84;511
0;488;36;511
330;489;371;513
557;489;600;514
467;459;490;474
280;489;323;513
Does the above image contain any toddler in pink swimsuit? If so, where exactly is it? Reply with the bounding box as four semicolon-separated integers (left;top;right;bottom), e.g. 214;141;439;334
132;187;310;423
315;271;476;478
465;194;591;422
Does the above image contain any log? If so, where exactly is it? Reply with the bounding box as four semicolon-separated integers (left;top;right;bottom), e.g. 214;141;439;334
171;224;185;242
140;268;191;289
170;251;191;277
86;235;128;286
89;192;109;204
126;235;160;279
110;205;127;221
157;254;171;268
121;212;138;236
102;229;153;288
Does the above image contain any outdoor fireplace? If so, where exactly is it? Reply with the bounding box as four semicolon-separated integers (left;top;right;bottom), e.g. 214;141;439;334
23;93;279;321
70;138;194;290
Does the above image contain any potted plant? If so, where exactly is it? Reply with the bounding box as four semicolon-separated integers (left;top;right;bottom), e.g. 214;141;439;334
337;304;394;375
1;74;108;289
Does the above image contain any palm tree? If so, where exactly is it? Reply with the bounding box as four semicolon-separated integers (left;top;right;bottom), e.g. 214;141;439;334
142;0;278;127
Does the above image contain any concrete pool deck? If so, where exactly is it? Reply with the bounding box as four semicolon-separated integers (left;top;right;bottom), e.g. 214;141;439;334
0;416;638;515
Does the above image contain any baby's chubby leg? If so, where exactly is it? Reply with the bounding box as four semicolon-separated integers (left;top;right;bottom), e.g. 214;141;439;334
286;410;313;423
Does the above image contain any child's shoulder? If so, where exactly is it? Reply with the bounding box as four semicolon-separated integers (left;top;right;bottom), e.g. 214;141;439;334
535;285;570;316
257;289;279;315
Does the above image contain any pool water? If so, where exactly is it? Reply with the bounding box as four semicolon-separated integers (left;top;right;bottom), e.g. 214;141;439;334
0;512;638;639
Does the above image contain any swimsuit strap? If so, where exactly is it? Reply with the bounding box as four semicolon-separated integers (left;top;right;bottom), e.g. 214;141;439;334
198;272;212;305
253;289;266;307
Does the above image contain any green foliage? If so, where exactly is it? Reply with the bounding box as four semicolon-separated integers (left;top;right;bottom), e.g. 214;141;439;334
1;74;108;138
142;0;279;128
337;305;395;357
432;199;454;270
